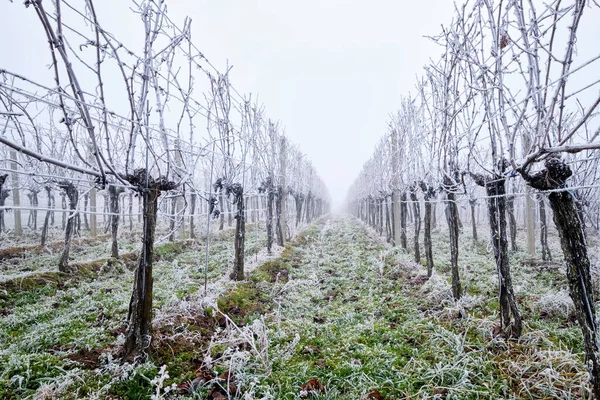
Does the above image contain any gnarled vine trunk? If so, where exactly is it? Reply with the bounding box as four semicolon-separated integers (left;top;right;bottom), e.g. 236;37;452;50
262;177;275;254
400;192;407;249
109;185;125;259
538;194;551;261
215;178;246;280
41;186;53;246
521;157;600;398
444;176;462;300
469;199;478;242
276;186;284;247
231;184;245;281
385;195;392;243
28;189;39;231
218;194;225;231
410;186;421;263
470;172;522;338
420;182;434;277
0;174;9;233
58;181;78;273
122;169;176;360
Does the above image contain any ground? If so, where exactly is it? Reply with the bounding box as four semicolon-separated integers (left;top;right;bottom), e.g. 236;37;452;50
0;215;596;399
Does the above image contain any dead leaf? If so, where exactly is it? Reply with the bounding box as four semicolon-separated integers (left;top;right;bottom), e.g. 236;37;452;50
300;377;325;397
228;383;238;396
367;389;384;399
210;392;227;400
218;370;232;381
195;367;214;380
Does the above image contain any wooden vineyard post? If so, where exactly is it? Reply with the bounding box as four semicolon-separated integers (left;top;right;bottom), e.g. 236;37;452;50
90;187;97;237
279;136;287;244
391;130;401;247
526;189;536;257
10;150;22;236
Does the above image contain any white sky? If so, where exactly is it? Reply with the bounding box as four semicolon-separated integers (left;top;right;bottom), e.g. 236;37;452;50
3;1;597;209
164;1;457;209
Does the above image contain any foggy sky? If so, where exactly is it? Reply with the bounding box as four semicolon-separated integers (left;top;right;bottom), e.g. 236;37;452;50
164;0;457;209
6;1;596;210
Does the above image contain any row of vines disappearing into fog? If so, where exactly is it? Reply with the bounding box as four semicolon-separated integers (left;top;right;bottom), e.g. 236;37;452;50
0;0;330;360
346;0;600;397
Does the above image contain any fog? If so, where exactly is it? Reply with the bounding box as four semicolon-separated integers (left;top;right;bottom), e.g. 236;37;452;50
163;1;457;210
3;1;598;210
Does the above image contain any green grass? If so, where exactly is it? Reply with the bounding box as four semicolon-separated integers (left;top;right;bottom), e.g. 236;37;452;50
0;223;269;399
0;216;595;399
211;217;593;399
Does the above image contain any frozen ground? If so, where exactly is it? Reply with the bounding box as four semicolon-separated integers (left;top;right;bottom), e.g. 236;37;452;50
0;214;597;399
